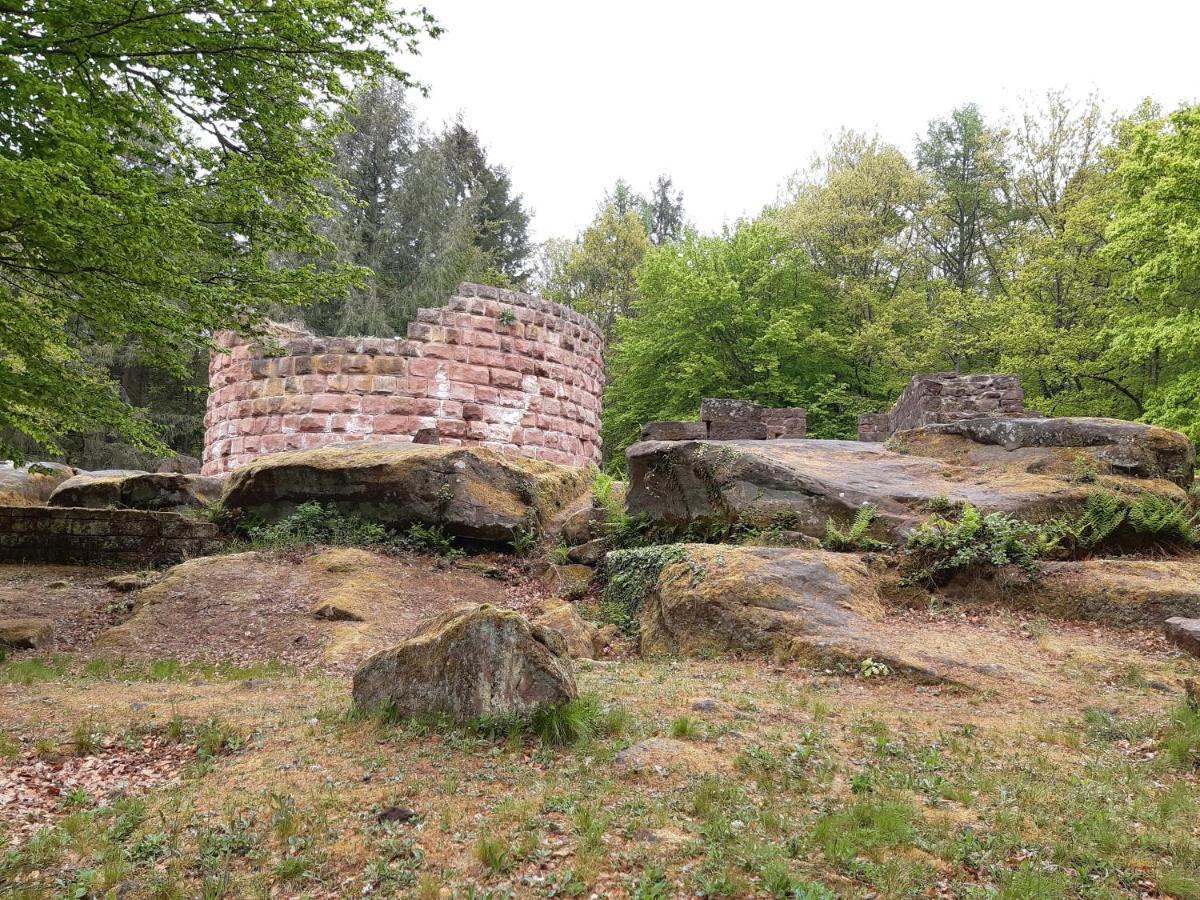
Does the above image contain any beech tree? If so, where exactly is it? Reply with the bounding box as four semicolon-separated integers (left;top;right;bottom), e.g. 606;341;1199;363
0;1;437;455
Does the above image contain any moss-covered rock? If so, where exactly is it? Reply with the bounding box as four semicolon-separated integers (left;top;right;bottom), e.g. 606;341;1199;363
351;604;577;721
0;617;54;650
531;598;599;659
626;438;1099;541
221;443;588;544
49;470;224;511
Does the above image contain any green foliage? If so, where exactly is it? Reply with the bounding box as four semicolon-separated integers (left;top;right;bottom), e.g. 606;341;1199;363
602;219;836;462
1060;489;1130;549
1127;492;1200;544
901;503;1055;585
821;504;892;552
600;545;689;633
1160;701;1200;769
1056;489;1200;551
0;1;436;456
245;502;389;550
396;524;461;559
530;696;601;747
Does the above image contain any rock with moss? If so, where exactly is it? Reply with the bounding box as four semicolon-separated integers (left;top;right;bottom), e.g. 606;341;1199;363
616;544;984;683
894;417;1195;489
351;604;577;721
625;438;1100;541
49;470;224;511
221;443;588;544
0;461;75;505
0;617;54;650
531;598;599;659
1165;617;1200;658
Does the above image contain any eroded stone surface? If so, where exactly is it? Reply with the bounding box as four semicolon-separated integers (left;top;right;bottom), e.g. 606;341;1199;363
221;443;588;543
351;604;577;721
625;438;1095;540
50;471;224;511
1164;617;1200;658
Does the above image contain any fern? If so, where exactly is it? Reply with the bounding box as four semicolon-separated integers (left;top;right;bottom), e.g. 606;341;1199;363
822;504;892;552
1070;489;1128;549
1127;493;1200;544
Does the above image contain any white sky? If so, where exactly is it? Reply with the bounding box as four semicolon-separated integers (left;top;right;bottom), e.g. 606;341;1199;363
406;0;1200;243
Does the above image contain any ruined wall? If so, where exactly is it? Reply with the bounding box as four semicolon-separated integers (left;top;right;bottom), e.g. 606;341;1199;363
857;374;1033;442
0;507;224;565
202;284;605;475
639;399;807;442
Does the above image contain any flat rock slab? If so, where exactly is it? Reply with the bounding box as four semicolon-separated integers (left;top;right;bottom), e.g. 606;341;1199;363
50;471;224;511
1164;617;1200;658
626;544;1002;686
902;417;1194;488
940;558;1200;629
626;439;1094;540
221;443;589;543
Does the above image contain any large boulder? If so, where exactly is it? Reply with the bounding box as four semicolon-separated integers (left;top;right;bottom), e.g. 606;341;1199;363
0;618;54;650
220;443;588;543
894;417;1195;488
531;598;600;659
616;544;985;683
352;604;577;721
0;462;75;505
934;558;1200;629
625;439;1096;540
49;471;223;512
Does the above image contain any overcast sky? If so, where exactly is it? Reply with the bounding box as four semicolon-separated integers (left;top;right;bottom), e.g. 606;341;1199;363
406;0;1199;243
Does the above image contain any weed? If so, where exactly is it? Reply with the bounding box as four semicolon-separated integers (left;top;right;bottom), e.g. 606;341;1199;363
858;658;891;679
901;503;1055;585
507;524;539;556
245;501;390;550
547;540;571;565
669;715;701;739
497;307;517;326
822;504;892;552
531;696;600;746
71;717;103;755
474;835;512;873
1161;701;1200;768
397;523;461;558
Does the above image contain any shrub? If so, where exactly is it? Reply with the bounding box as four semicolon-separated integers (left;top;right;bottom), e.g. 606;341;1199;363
245;501;389;550
822;504;891;552
901;503;1055;586
396;523;460;558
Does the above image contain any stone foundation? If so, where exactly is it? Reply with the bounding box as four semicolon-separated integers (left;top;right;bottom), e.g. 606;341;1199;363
857;374;1035;442
0;506;224;565
202;284;605;475
640;399;807;442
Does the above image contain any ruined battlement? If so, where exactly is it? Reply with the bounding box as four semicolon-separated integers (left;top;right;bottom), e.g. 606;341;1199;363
201;284;605;474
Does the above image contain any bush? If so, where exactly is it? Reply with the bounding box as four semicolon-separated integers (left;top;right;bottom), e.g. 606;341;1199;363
822;504;891;552
901;503;1055;586
244;501;389;550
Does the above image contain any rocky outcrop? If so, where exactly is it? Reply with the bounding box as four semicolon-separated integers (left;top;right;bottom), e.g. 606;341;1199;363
352;605;577;721
619;544;985;682
531;598;600;659
1165;617;1200;658
625;438;1096;540
934;558;1200;628
0;618;53;650
0;462;75;505
220;443;589;543
896;417;1195;488
49;471;224;511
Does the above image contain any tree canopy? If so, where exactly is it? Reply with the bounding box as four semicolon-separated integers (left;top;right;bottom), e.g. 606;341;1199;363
0;0;436;455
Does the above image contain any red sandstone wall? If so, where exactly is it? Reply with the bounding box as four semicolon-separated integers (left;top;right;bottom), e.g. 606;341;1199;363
201;284;605;475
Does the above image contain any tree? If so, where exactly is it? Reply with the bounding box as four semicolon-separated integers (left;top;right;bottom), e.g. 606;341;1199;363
540;204;651;340
0;1;436;456
602;220;836;462
1105;101;1200;441
294;86;532;337
643;175;686;245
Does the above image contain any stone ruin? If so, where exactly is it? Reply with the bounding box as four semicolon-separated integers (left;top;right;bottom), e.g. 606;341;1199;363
202;283;606;475
857;373;1035;442
640;398;808;442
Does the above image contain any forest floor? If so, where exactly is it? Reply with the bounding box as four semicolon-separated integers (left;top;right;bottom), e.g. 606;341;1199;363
1;553;1199;899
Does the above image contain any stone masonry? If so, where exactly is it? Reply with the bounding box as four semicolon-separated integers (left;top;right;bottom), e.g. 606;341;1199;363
0;506;224;565
640;399;807;442
857;374;1035;442
202;284;605;475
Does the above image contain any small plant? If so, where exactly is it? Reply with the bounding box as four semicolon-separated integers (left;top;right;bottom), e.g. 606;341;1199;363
1070;456;1100;483
547;541;571;565
507;524;539;556
71;717;104;755
822;504;892;552
497;307;517;327
398;523;461;558
858;658;891;679
531;696;600;746
920;494;958;514
245;501;389;550
1160;700;1200;769
901;503;1055;586
474;835;512;873
600;544;690;633
669;715;701;739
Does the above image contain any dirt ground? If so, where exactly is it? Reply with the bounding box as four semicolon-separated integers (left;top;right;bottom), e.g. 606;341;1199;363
1;551;1199;898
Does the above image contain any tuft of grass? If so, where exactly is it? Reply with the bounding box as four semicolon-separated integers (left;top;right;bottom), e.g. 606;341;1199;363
669;715;701;739
531;696;600;747
474;835;512;873
810;800;917;864
1161;701;1200;768
71;717;104;755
